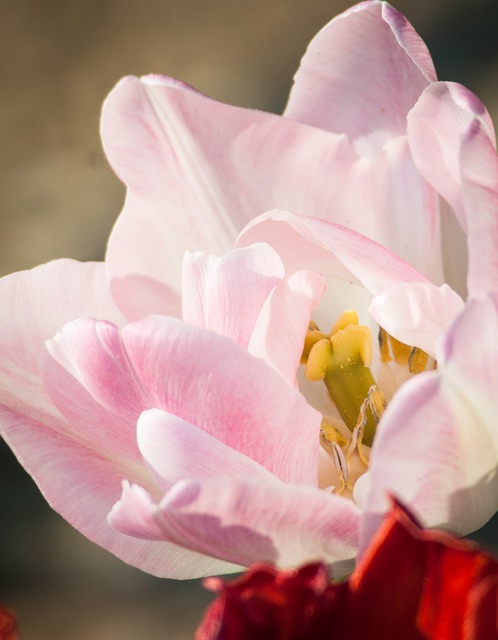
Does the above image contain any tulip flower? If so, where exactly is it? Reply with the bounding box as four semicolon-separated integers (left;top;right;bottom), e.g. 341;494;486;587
195;499;498;640
0;0;497;580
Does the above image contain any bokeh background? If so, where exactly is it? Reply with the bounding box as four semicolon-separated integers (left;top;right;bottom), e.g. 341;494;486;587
1;0;498;637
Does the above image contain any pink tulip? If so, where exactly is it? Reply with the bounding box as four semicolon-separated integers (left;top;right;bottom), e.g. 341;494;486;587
0;1;497;580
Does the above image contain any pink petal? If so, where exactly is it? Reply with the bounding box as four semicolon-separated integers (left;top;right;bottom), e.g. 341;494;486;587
237;210;428;296
359;294;498;553
2;411;228;579
112;477;360;568
102;75;348;320
102;72;439;320
182;243;284;347
369;282;465;357
407;81;496;230
136;408;277;491
248;269;326;385
460;120;498;299
45;316;321;485
0;260;123;440
284;1;434;154
121;316;321;484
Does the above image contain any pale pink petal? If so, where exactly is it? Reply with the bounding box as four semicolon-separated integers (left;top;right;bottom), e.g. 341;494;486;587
369;282;465;357
182;243;284;347
284;1;433;154
359;294;498;553
373;137;443;284
102;75;353;319
103;72;442;321
136;408;277;490
407;81;496;229
237;210;427;295
248;269;326;385
0;260;124;438
112;477;360;568
121;316;321;484
2;411;229;579
460;120;498;298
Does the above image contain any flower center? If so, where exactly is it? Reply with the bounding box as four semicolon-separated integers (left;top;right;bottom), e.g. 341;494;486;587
301;310;432;495
302;310;385;447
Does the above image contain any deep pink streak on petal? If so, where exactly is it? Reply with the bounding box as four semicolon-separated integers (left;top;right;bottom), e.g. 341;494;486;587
237;210;427;296
113;477;360;569
121;316;321;484
182;243;284;348
43;317;150;463
284;1;431;153
136;408;277;491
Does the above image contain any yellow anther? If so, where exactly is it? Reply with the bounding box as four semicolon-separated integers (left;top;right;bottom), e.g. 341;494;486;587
378;328;432;373
305;338;332;380
330;309;359;335
301;326;329;365
389;335;412;365
408;347;429;374
320;422;349;448
378;327;391;363
330;324;373;368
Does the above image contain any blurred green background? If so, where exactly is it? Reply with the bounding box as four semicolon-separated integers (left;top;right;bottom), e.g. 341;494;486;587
1;0;498;637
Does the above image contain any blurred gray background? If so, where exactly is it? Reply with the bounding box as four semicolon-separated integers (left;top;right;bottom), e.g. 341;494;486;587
1;0;498;638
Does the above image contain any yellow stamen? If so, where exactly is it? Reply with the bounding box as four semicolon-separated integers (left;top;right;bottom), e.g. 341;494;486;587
301;326;329;365
320;421;349;448
305;319;384;447
408;347;429;374
330;309;359;335
378;328;432;373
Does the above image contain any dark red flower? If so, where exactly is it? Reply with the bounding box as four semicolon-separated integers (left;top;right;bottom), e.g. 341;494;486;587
0;605;20;640
196;498;498;640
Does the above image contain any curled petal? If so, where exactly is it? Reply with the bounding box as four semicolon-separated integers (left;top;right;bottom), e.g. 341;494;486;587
407;81;495;230
136;408;277;491
285;1;433;153
182;243;284;347
237;210;427;295
248;269;326;385
45;316;321;485
112;477;360;569
369;282;465;357
460;120;498;299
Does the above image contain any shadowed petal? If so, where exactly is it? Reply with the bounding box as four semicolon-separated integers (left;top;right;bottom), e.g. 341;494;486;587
111;477;360;569
359;294;498;552
369;282;464;356
460;120;498;298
